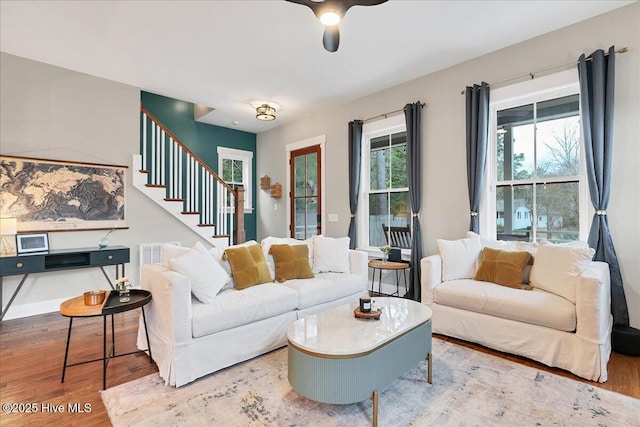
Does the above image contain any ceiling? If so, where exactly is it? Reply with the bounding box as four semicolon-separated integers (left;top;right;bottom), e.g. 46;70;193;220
0;0;633;134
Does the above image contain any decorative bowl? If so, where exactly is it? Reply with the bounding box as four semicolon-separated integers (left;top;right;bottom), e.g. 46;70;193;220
84;290;106;306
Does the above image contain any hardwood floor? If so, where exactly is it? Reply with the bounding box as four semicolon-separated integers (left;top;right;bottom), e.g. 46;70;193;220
1;312;638;426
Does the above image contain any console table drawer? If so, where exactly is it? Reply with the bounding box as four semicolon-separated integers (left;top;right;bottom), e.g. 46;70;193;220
0;256;45;275
90;249;129;265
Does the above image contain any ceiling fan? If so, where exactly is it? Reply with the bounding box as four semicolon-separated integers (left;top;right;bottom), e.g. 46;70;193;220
285;0;388;52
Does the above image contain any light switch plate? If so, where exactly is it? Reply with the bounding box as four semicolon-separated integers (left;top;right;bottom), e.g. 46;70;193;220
328;214;339;222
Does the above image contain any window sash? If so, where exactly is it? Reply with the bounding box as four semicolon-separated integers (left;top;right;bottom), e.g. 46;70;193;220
482;70;588;241
359;114;409;255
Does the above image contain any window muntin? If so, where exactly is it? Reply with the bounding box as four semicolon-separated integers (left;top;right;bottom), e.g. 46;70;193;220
494;93;581;242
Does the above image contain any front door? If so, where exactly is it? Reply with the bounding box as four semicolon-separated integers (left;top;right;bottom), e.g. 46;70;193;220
290;145;321;239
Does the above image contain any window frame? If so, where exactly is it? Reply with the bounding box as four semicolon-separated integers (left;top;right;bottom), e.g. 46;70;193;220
217;146;253;213
358;114;410;257
481;70;590;241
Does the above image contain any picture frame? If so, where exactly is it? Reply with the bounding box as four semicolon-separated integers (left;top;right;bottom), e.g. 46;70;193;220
0;155;128;232
16;233;50;255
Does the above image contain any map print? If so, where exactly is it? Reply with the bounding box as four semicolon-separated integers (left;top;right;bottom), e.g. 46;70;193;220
0;156;126;232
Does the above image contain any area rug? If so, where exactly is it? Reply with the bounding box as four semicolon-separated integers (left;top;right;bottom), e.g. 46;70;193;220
101;339;639;426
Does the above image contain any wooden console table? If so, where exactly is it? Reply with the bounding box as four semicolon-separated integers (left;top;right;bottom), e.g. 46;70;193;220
0;245;129;321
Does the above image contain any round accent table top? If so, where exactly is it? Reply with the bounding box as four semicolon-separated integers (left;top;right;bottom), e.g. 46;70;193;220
368;259;410;270
60;289;151;317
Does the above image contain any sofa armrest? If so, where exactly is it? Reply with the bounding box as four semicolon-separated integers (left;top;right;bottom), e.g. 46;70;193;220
420;254;442;305
575;261;612;344
349;249;368;279
141;264;193;344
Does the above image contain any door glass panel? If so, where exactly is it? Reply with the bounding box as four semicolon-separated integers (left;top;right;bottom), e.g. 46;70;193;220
294;198;306;239
306;197;318;237
294;156;306;197
306;153;318;196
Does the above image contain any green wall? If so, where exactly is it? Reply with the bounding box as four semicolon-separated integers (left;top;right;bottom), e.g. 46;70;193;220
141;91;257;241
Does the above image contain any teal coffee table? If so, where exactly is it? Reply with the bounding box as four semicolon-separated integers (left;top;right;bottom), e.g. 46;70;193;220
287;297;432;427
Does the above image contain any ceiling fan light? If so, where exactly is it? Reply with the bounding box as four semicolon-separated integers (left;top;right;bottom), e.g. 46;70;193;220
256;104;276;121
319;10;341;26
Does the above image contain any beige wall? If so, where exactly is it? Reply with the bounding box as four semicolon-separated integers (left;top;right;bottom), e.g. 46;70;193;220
0;53;208;319
257;3;640;327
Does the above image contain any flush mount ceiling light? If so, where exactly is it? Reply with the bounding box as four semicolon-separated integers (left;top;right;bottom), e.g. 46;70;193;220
256;104;277;121
285;0;388;52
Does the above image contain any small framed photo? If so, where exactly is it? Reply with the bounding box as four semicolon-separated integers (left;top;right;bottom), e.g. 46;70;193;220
16;232;50;255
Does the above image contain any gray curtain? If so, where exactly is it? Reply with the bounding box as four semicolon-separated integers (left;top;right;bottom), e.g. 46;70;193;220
578;46;629;327
404;102;423;301
465;82;490;233
347;120;363;249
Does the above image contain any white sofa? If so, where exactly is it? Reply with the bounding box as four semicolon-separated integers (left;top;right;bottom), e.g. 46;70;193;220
421;234;612;382
137;237;368;387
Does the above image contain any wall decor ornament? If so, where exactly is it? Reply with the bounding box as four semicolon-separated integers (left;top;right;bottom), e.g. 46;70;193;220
0;155;127;232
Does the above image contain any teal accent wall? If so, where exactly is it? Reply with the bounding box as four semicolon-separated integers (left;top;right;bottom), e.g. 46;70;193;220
141;91;257;241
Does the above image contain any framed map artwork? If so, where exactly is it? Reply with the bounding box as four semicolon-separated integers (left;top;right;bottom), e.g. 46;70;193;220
0;156;127;232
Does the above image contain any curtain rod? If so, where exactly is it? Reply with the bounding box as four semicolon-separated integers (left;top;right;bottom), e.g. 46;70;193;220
460;46;629;95
363;102;425;123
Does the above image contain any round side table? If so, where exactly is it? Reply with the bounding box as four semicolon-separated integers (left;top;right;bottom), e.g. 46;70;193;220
368;259;410;297
60;289;152;390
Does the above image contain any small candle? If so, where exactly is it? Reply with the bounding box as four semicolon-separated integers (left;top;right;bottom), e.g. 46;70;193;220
359;296;371;313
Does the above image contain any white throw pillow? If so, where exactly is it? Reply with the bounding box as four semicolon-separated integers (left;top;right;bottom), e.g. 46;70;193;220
312;235;350;273
529;243;595;303
437;234;482;281
161;243;189;268
169;244;231;303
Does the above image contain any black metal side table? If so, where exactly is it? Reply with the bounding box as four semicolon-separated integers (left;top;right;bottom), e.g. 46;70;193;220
60;289;152;389
368;259;410;297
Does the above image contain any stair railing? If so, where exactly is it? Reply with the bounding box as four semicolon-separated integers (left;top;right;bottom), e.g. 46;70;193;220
140;106;245;245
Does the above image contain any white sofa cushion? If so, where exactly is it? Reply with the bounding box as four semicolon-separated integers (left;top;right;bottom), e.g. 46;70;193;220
433;279;576;332
530;243;595;303
437;234;482;281
279;272;366;309
191;283;298;338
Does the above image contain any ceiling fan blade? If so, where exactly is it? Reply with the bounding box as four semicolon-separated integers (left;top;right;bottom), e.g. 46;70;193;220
323;26;340;52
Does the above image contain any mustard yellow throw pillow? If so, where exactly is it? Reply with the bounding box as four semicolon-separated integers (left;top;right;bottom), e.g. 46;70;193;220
474;247;533;290
223;244;273;290
269;244;314;282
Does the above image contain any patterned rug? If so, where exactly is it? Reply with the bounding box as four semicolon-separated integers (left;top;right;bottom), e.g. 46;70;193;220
101;339;639;426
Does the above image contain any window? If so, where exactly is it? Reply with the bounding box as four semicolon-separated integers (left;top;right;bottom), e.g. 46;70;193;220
217;147;253;213
359;115;410;251
484;70;588;243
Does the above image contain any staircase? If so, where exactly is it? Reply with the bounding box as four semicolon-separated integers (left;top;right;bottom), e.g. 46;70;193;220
133;107;245;248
